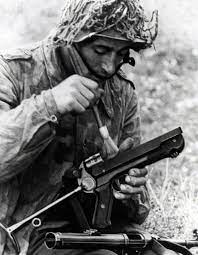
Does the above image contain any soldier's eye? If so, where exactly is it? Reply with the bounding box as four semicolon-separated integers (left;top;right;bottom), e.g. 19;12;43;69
118;48;129;57
94;46;108;55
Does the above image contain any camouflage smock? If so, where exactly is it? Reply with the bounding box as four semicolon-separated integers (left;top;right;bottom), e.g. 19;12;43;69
0;38;149;254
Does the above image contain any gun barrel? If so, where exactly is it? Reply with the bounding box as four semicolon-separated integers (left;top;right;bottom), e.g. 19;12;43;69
45;232;151;250
45;232;198;251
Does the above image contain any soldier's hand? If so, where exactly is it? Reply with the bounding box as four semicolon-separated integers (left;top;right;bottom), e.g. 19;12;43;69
113;167;148;200
113;137;148;201
51;74;103;114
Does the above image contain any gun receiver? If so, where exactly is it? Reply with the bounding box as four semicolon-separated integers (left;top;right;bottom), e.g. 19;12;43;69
78;127;184;228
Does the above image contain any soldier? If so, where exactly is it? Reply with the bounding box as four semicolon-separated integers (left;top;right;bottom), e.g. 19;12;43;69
0;0;177;254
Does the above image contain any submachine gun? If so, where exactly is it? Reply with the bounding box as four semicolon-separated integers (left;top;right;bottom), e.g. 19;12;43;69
0;127;185;254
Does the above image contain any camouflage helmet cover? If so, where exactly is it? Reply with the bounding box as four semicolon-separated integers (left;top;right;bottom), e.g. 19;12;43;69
52;0;158;49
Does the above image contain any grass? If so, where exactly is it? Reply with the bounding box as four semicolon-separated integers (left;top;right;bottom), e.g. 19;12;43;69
131;41;198;251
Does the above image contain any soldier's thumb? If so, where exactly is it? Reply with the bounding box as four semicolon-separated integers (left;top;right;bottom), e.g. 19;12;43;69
119;137;134;152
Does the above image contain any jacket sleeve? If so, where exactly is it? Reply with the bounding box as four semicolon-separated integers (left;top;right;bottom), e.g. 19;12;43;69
117;85;150;225
0;59;59;182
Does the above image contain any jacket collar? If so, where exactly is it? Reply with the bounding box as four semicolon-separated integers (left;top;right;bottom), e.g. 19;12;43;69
41;37;67;88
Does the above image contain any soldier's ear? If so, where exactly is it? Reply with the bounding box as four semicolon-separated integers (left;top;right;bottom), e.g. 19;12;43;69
123;52;136;67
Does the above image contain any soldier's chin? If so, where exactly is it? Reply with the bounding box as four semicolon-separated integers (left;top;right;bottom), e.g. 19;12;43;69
85;64;118;81
92;71;117;81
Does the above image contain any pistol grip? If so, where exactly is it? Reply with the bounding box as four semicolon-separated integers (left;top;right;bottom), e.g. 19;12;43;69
92;184;114;229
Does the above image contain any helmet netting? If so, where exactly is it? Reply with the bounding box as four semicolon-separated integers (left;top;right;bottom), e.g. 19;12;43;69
51;0;158;49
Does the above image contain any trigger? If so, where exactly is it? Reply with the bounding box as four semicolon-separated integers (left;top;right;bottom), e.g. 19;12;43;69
112;175;127;191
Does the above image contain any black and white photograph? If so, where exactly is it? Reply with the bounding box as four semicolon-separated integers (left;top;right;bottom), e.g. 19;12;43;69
0;0;197;254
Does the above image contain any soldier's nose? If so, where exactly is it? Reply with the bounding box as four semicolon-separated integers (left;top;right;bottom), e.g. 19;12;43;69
101;61;116;77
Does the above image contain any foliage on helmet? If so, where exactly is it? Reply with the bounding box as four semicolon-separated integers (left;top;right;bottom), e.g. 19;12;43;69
51;0;158;49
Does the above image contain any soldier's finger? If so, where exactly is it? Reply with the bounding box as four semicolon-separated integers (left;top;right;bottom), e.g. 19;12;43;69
78;85;95;102
74;92;90;109
128;167;148;177
113;190;132;200
80;76;99;91
125;176;147;186
119;184;144;195
90;88;104;106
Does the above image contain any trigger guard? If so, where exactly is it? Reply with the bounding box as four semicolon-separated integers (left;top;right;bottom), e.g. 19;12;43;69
112;174;127;192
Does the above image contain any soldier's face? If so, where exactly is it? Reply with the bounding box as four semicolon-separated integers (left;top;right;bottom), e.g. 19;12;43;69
76;37;132;79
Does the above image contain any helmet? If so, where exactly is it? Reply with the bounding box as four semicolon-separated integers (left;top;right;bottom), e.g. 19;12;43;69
52;0;158;50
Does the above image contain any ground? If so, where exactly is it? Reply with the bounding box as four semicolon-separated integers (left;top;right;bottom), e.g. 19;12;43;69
0;0;198;252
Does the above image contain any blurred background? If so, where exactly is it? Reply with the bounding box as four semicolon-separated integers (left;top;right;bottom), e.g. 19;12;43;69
0;0;198;248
